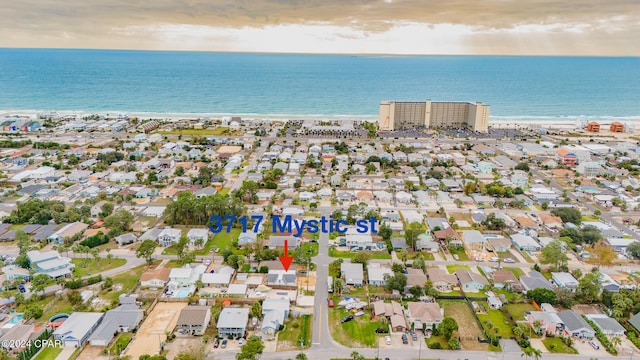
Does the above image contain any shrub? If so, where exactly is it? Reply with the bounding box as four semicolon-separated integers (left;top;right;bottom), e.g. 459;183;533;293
428;342;442;349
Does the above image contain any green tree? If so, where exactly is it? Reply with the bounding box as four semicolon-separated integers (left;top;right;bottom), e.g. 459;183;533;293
384;272;407;292
100;202;114;218
482;213;506;230
175;167;185;176
352;252;371;266
577;271;602;303
439;317;459;340
627;242;640;259
136;240;158;264
104;208;135;233
67;289;83;306
515;162;530;171
448;337;460;350
30;274;50;295
550;207;582;225
378;223;392;241
527;288;557;305
236;335;264;360
539;240;568;271
404;222;423;251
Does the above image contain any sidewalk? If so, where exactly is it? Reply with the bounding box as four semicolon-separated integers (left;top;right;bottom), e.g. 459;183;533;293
54;347;76;360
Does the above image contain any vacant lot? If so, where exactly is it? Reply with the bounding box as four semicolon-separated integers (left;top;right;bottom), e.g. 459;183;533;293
504;303;536;321
71;257;126;277
328;308;378;348
446;265;470;274
440;300;487;351
125;302;187;359
277;315;312;351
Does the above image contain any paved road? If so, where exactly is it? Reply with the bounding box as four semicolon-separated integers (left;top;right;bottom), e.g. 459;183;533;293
311;209;336;349
229;136;269;192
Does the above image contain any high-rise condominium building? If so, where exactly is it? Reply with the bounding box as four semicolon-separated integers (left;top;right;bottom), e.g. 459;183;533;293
379;100;490;133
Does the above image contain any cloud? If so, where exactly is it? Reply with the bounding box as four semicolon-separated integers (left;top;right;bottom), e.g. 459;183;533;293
1;0;638;54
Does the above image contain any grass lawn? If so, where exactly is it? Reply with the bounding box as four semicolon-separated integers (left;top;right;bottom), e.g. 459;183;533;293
39;298;73;325
503;267;525;279
276;315;312;351
166;259;185;268
542;337;578;354
197;228;242;255
328;308;378;348
71;257;126;277
33;346;64;360
439;300;487;351
581;215;600;222
138;216;159;226
446;265;470;274
100;262;159;303
426;335;450;349
438;289;461;296
521;252;535;263
328;248;391;260
449;246;470;261
504;303;536;321
497;251;519;262
218;188;230;196
110;332;133;355
464;291;487;298
541;271;553;280
478;308;515;338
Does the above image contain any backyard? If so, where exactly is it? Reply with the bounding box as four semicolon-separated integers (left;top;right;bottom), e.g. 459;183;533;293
110;332;133;355
439;300;487;351
277;315;312;351
71;257;126;277
328;307;378;348
448;246;470;261
100;261;160;303
504;303;537;321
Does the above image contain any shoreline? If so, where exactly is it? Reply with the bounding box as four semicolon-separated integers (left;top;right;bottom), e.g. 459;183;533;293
1;109;639;130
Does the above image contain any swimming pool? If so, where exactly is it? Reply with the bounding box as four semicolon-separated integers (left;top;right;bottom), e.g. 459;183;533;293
174;289;192;298
2;314;23;328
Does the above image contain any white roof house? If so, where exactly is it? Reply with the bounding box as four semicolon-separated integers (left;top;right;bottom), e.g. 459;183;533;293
551;272;579;292
217;308;249;337
341;263;364;287
200;273;231;287
367;264;393;286
53;312;104;347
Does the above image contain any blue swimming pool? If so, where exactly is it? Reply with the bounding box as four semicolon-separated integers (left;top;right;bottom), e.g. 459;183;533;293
2;314;23;328
174;289;191;298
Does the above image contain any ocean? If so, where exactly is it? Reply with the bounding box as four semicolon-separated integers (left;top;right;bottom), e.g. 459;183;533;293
0;48;638;122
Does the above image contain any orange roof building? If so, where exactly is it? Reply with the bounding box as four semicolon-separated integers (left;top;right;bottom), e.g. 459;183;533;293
586;122;600;133
610;122;624;133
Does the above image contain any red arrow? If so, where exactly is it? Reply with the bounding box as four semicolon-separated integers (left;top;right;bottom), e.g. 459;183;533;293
279;239;294;271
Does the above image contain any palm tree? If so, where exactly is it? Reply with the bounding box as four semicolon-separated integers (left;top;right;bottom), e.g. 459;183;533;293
612;336;622;351
530;348;542;360
350;351;361;360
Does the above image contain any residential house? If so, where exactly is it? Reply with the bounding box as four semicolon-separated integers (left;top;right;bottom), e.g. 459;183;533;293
405;268;428;294
195;187;217;198
1;266;30;282
139;267;171;288
200;273;232;288
487;237;511;252
53;312;104;347
47;222;89;244
158;228;182;247
267;236;298;250
525;311;564;335
167;265;206;291
511;234;541;252
462;230;486;251
520;271;554;293
426;268;458;292
267;270;297;288
407;302;444;331
341;263;364;287
455;269;488;292
491;270;523;292
238;231;258;246
217;308;249;338
585;314;625;336
557;310;595;339
538;214;564;229
88;300;144;346
261;297;290;335
487;291;503;309
551;272;579;292
27;250;74;278
367;264;393;286
0;325;44;353
187;228;209;247
176;306;212;336
114;233;138;246
390;238;409;251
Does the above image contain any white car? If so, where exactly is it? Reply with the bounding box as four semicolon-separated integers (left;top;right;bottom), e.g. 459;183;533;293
385;336;392;345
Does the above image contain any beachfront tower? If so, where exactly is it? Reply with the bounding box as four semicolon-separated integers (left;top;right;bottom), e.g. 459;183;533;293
379;100;489;133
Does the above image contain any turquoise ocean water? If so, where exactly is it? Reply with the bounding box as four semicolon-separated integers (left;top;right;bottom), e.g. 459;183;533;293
0;48;638;121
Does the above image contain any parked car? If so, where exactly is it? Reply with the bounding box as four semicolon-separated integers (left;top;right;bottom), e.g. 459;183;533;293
504;258;515;263
341;315;354;323
411;332;418;341
589;341;600;350
239;338;244;345
489;257;499;262
17;285;26;293
213;339;220;348
401;334;408;344
385;336;391;345
221;339;227;349
328;298;334;307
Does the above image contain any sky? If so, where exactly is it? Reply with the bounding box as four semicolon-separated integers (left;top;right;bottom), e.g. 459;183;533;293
1;0;639;55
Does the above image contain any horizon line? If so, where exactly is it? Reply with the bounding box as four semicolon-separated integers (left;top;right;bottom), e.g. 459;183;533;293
1;46;638;58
